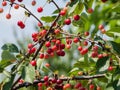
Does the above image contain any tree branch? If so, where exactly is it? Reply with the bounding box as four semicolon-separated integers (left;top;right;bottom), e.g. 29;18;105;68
12;74;105;90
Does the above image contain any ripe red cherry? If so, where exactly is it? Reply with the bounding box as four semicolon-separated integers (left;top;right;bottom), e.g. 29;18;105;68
31;0;36;6
87;8;93;14
37;7;43;13
97;86;101;90
44;76;49;82
91;51;98;58
54;29;60;34
89;84;94;90
98;24;104;30
66;39;72;44
60;44;65;49
60;10;66;16
51;78;57;83
66;44;71;49
14;4;19;9
45;41;51;47
38;83;42;87
44;54;49;59
108;66;113;71
84;31;89;36
80;48;88;55
45;63;50;67
78;46;83;51
98;54;103;59
56;79;63;84
83;41;88;46
2;1;7;6
39;53;44;59
92;45;98;51
30;60;36;66
73;15;80;21
74;82;82;89
0;8;4;13
10;0;15;3
28;43;33;49
64;18;71;25
101;28;106;34
6;13;11;19
19;79;24;84
101;0;107;3
73;37;79;43
18;0;23;2
28;47;36;54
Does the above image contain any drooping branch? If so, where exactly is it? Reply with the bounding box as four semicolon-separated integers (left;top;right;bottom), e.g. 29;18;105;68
12;74;105;90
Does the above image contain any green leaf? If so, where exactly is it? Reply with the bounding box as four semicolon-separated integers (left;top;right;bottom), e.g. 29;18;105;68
69;67;80;76
0;73;7;83
109;41;120;54
0;60;12;73
41;16;56;23
88;0;94;8
69;1;84;15
22;64;35;83
106;27;120;37
3;74;15;90
111;4;120;13
1;43;19;53
1;51;16;61
96;57;109;73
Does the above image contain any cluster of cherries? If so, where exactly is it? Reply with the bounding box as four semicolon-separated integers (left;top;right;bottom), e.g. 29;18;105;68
18;76;102;90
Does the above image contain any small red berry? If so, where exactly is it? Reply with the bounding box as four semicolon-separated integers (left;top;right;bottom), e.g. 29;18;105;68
28;43;33;49
87;8;93;14
60;10;66;16
45;41;51;47
64;18;71;25
44;76;49;82
73;15;80;21
31;0;36;6
98;24;104;30
91;51;98;58
101;28;106;34
54;29;60;34
80;48;88;55
84;31;89;36
101;0;107;3
83;41;88;46
0;8;3;13
39;53;44;59
30;60;36;66
73;37;79;43
98;54;103;59
89;84;94;90
6;13;11;19
18;0;23;2
37;7;43;13
108;66;113;71
38;83;42;87
10;0;15;3
56;79;63;84
92;45;98;51
78;46;83;51
14;4;19;9
74;82;82;89
66;44;71;49
2;1;7;6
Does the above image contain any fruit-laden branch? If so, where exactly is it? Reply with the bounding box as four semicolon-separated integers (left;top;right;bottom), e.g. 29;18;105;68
12;74;105;90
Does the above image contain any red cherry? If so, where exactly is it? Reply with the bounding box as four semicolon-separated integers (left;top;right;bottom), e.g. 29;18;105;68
73;15;80;21
19;79;24;84
6;13;11;19
56;79;63;84
97;86;101;90
78;46;83;51
98;54;103;59
45;63;50;67
56;40;61;44
0;8;3;13
108;66;113;71
80;48;88;55
91;51;98;58
101;0;107;3
60;50;65;56
44;54;49;59
83;41;88;46
31;0;36;6
101;28;106;34
84;31;89;36
38;22;43;27
89;84;94;90
14;4;19;9
66;39;72;44
74;82;82;89
47;48;53;54
51;78;57;83
38;83;42;87
87;8;93;14
45;41;51;47
60;10;66;16
37;7;43;13
66;44;71;49
28;43;33;49
39;53;44;59
2;1;7;6
41;29;47;36
52;45;57;51
44;76;49;82
92;45;98;51
54;29;60;34
18;0;23;2
60;44;65;49
28;47;36;54
30;60;36;66
98;24;104;30
10;0;15;3
64;18;71;25
73;37;79;43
